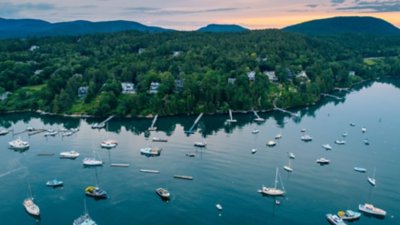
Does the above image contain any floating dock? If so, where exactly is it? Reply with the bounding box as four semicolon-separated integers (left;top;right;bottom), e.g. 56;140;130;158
111;163;130;167
140;169;160;173
37;153;55;156
173;175;193;180
185;113;203;134
148;114;158;131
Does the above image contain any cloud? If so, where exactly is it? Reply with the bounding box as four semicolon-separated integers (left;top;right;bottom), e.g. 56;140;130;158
306;4;319;8
124;7;242;15
337;1;400;12
0;2;55;17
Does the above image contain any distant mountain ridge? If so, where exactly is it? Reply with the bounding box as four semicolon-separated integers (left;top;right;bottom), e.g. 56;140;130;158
283;16;400;36
0;18;170;39
197;24;248;32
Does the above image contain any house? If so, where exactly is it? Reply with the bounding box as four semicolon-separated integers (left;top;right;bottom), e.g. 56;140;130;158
228;78;236;84
138;48;145;54
29;45;39;51
264;71;278;82
34;70;43;75
0;92;12;101
121;82;135;94
349;71;356;77
175;79;184;91
172;51;182;57
77;86;89;98
296;71;309;80
149;82;160;94
247;71;256;81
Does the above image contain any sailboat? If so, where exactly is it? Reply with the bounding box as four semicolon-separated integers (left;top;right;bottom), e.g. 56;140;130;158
283;159;293;172
85;167;108;199
83;151;103;166
73;200;97;225
23;184;40;217
367;168;376;186
100;123;117;149
226;109;237;123
259;168;285;196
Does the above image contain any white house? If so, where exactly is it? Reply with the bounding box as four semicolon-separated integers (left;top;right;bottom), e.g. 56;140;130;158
77;86;89;98
121;82;135;94
149;82;160;94
247;71;256;81
29;45;39;51
228;78;236;84
349;71;356;77
264;71;278;82
296;70;309;80
172;51;182;57
138;48;145;54
0;92;11;101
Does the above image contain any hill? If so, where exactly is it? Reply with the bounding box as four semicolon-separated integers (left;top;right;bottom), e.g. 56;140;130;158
283;16;400;36
0;18;170;39
197;24;248;32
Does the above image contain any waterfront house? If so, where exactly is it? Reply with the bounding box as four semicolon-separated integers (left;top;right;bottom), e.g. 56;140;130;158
247;71;256;81
228;78;236;84
264;71;278;82
29;45;39;51
0;92;11;101
121;82;135;94
78;86;89;98
173;51;182;57
349;71;356;77
149;82;160;94
138;48;145;54
175;79;184;91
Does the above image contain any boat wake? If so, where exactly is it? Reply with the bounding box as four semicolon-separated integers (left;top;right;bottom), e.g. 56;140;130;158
0;167;24;178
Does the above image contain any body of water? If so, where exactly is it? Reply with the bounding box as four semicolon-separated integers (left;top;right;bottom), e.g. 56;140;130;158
0;80;399;225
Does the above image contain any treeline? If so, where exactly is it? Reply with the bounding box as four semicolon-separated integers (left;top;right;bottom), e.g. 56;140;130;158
0;30;399;116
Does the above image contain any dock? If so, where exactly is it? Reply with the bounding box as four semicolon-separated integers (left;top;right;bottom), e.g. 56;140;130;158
111;163;130;167
148;114;158;131
185;113;203;134
273;98;300;118
333;87;350;92
140;169;160;173
92;115;114;129
226;109;237;123
28;129;47;136
173;175;193;180
252;110;265;122
321;93;343;100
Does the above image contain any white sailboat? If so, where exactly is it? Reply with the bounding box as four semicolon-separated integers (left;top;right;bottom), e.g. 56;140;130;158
100;123;117;149
83;151;103;166
283;159;293;172
367;168;376;186
23;184;40;217
73;200;97;225
259;168;285;196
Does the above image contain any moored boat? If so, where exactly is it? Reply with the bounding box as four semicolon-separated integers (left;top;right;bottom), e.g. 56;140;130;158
23;198;40;217
194;141;206;147
301;135;312;142
85;186;108;199
44;129;58;136
100;139;118;149
363;139;370;145
316;157;330;164
326;213;346;225
73;213;97;225
259;168;285;196
46;179;63;187
60;150;80;159
275;134;282;139
140;147;162;156
152;137;168;142
335;140;346;145
266;140;276;147
337;210;361;221
288;152;295;159
322;144;332;150
361;127;367;133
155;187;170;200
83;158;103;166
358;203;386;217
216;203;223;211
251;129;260;134
251;149;257;154
0;129;9;136
354;167;367;173
9;138;30;150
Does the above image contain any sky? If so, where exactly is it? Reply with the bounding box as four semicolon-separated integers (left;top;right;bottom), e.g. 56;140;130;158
0;0;399;30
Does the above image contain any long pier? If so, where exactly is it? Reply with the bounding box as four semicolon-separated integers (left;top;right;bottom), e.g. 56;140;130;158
226;109;237;123
185;113;203;134
148;114;158;131
252;110;265;122
273;98;300;118
321;93;343;100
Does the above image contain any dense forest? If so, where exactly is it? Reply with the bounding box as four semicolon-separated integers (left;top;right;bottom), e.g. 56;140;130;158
0;30;399;117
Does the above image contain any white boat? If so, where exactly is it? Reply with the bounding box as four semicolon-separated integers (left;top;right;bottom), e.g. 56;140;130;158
140;147;162;156
251;149;257;154
194;141;206;147
152;137;168;142
9;137;30;150
73;200;97;225
300;128;306;132
83;158;103;166
367;168;376;186
322;144;332;150
363;139;370;145
23;198;40;217
283;159;293;172
316;157;330;164
216;203;223;211
251;129;260;134
254;117;265;122
337;210;361;221
44;129;58;136
91;122;105;129
326;213;346;225
100;139;118;149
342;132;348;137
288;152;295;159
155;187;170;200
361;127;367;133
62;131;73;136
259;168;285;196
60;150;80;159
0;129;9;136
46;179;64;187
85;186;108;199
301;135;312;142
266;140;276;147
275;134;282;139
350;123;356;127
358;203;386;217
335;140;346;145
353;167;367;173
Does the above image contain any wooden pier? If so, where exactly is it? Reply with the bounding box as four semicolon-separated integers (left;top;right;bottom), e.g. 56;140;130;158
321;93;343;100
148;114;158;131
252;110;265;122
185;113;203;134
273;98;300;118
226;109;237;123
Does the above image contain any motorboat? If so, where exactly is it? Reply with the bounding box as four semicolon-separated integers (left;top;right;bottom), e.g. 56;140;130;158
288;152;295;159
300;128;306;132
216;203;223;211
342;132;348;137
46;179;64;187
283;163;293;172
358;203;386;217
322;144;332;150
335;140;346;145
266;140;276;147
316;157;330;164
194;141;206;147
140;147;162;156
155;187;170;200
23;198;40;217
350;123;355;127
100;139;118;149
275;134;282;139
83;158;103;166
301;135;312;142
363;139;370;145
361;127;367;133
259;168;285;196
60;150;80;159
353;167;367;173
337;210;361;221
326;213;346;225
73;214;97;225
254;117;265;122
251;149;257;154
0;129;9;136
251;129;260;134
85;186;108;199
152;137;168;142
367;168;376;186
185;152;196;157
9;138;30;150
44;129;58;136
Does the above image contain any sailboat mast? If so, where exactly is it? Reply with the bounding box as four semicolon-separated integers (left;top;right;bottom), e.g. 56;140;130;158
274;168;278;188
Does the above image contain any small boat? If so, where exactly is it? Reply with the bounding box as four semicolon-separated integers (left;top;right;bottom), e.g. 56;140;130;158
83;158;103;166
335;140;346;145
337;210;361;221
363;139;370;145
361;127;367;133
251;149;257;154
62;131;73;136
300;128;306;132
316;157;330;164
353;167;367;173
251;129;260;134
259;168;285;196
9;138;30;150
322;144;332;150
367;168;376;186
46;179;64;187
23;198;40;217
266;140;276;147
73;213;97;225
185;152;196;157
85;186;108;199
152;137;168;142
26;126;35;131
342;132;348;137
0;129;9;136
283;163;293;172
301;135;312;142
350;123;356;127
140;147;162;156
275;134;282;139
194;141;206;147
254;117;265;122
44;129;58;136
100;139;118;149
326;213;346;225
91;123;105;129
288;152;295;159
155;187;170;200
275;200;281;205
358;203;386;217
216;203;223;211
60;150;80;159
